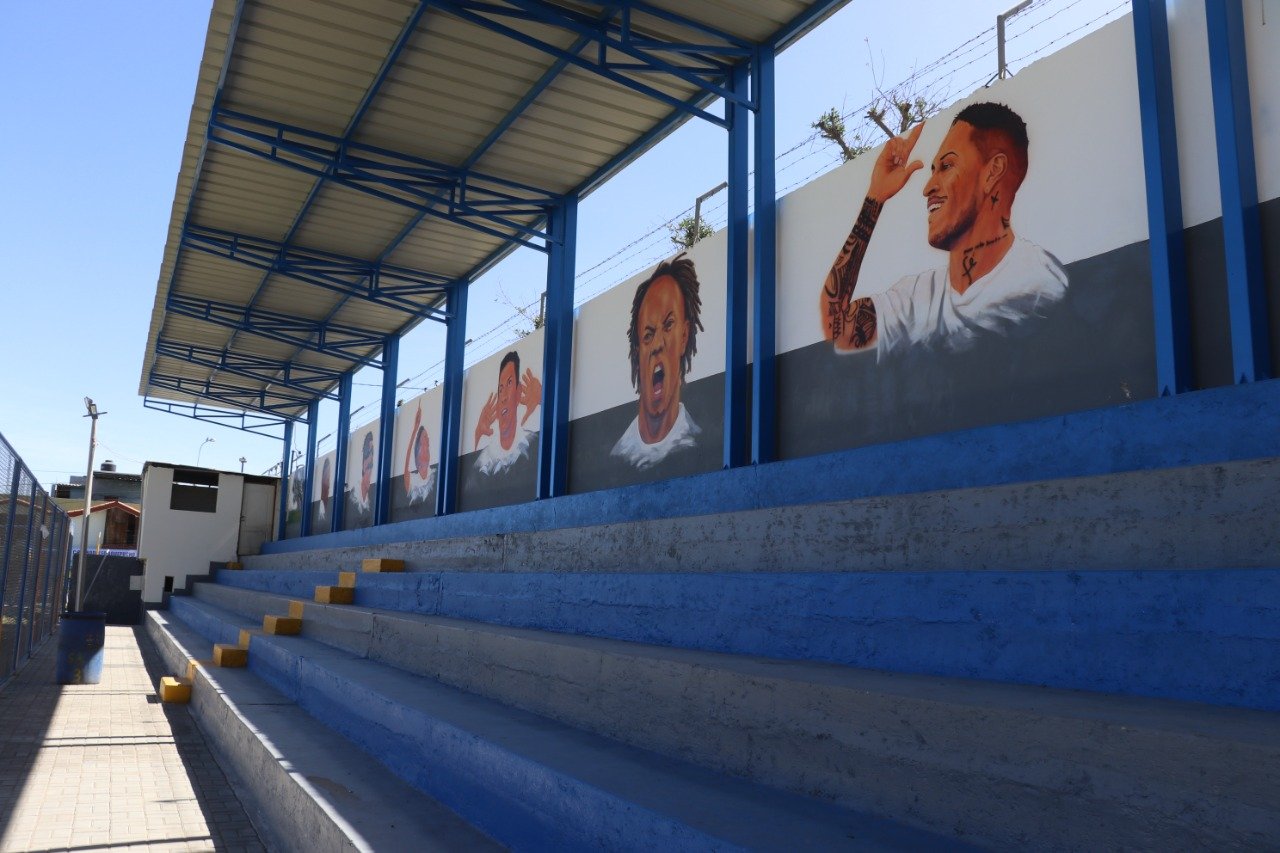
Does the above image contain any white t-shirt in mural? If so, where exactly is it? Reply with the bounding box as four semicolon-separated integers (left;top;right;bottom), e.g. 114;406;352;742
406;471;434;504
869;236;1068;359
611;403;699;470
475;426;534;476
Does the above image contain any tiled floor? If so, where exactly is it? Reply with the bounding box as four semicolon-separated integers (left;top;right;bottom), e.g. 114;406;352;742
0;625;264;852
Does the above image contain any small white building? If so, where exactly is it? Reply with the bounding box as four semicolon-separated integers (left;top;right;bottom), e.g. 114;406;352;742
136;463;278;603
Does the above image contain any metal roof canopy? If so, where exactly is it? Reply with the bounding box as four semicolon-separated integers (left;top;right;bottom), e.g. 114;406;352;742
140;0;848;430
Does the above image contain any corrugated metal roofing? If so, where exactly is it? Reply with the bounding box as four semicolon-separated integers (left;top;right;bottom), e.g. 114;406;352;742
140;0;846;418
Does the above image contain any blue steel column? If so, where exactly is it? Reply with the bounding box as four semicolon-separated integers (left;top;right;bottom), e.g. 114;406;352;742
1132;0;1192;396
276;418;294;542
301;399;319;535
11;474;38;670
331;373;353;532
1205;0;1269;383
436;284;469;516
751;47;777;465
376;335;400;525
723;61;751;469
538;198;578;500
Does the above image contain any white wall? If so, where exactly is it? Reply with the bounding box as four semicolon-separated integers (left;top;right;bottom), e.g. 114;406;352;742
137;466;245;603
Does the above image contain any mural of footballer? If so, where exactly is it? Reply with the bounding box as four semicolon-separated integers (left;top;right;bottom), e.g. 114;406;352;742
611;254;704;469
820;102;1067;358
473;350;541;476
402;401;434;505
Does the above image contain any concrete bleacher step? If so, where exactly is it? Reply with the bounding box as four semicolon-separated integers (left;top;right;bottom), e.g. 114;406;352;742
162;593;968;851
186;578;1280;851
143;608;502;853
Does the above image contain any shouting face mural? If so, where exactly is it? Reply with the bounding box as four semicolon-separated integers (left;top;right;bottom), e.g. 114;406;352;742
819;101;1066;359
612;254;704;470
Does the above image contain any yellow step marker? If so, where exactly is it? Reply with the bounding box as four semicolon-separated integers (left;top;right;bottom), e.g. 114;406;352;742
186;659;210;681
159;676;192;704
314;585;354;605
225;561;243;570
238;629;261;648
288;600;306;620
264;615;302;635
338;571;357;588
213;644;248;667
361;558;404;573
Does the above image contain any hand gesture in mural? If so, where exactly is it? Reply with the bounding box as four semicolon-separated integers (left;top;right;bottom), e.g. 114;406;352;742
519;368;541;425
867;121;925;204
403;404;422;497
475;391;499;450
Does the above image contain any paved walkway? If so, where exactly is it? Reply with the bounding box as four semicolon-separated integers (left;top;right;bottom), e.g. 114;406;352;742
0;625;264;852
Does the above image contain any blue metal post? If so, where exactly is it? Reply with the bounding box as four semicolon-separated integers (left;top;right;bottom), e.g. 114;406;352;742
39;512;62;636
12;474;38;670
332;373;353;532
437;284;469;516
1132;0;1192;396
276;419;294;542
0;463;19;627
723;61;750;469
376;335;400;525
751;47;777;466
538;198;578;499
1205;0;1269;383
301;399;319;536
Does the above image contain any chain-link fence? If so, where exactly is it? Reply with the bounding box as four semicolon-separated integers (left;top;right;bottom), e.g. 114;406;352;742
0;431;73;682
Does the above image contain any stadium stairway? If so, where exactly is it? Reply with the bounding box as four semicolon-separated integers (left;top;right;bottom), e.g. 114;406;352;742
145;455;1280;851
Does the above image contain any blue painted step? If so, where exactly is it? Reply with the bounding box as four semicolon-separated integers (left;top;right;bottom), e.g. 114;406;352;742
164;595;968;851
211;565;1280;710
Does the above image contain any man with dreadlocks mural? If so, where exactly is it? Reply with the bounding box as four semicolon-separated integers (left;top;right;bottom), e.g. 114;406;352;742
611;253;705;470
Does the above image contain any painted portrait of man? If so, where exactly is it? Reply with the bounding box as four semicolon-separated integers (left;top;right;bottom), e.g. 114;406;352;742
346;430;375;526
473;350;541;476
402;401;434;504
819;101;1067;359
316;456;331;523
611;253;704;469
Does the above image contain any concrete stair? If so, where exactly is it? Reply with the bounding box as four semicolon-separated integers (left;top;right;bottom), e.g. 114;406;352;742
145;455;1280;850
148;595;963;851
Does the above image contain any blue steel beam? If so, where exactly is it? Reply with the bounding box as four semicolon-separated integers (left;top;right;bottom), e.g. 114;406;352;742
375;336;399;526
301;400;319;537
155;340;342;400
723;62;750;469
429;0;751;127
277;419;294;542
142;397;288;439
751;47;778;466
148;371;317;413
1132;0;1192;396
208;109;558;251
165;294;385;365
1205;0;1270;383
331;374;353;532
182;225;453;320
436;285;469;516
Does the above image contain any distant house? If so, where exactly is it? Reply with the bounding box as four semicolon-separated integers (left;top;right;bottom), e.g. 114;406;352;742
54;461;142;552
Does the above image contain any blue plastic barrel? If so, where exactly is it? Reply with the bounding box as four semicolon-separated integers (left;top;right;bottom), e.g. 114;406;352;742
56;611;107;685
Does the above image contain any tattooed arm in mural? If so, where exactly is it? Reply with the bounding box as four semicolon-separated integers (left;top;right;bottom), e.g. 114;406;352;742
820;122;925;352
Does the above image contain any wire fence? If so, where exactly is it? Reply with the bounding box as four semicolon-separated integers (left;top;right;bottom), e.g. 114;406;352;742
0;431;74;682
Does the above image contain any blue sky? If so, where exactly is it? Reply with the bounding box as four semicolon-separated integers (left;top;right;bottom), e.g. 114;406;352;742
0;0;1127;488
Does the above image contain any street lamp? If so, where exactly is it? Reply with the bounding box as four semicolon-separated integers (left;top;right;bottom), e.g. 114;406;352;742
239;456;247;473
197;437;215;466
75;397;106;612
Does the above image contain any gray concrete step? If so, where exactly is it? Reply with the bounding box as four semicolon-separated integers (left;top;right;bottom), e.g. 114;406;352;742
244;457;1280;575
143;608;502;853
163;594;968;852
189;577;1280;851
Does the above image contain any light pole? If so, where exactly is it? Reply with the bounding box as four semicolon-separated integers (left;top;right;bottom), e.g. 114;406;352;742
239;456;247;473
197;437;215;467
75;397;105;612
